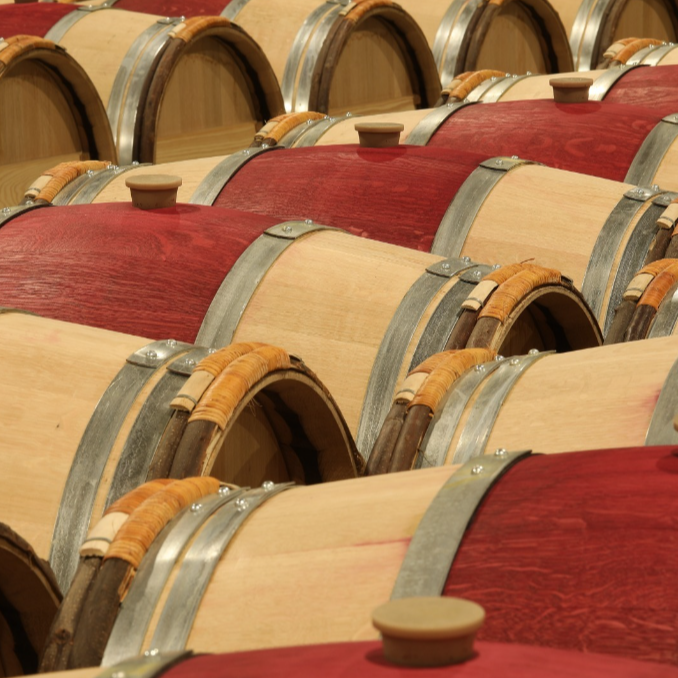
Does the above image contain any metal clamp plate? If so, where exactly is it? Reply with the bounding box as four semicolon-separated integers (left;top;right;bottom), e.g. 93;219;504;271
625;116;678;187
0;203;49;229
391;450;532;599
405;101;475;147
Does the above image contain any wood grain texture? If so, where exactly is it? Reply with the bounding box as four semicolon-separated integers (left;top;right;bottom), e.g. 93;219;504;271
445;446;678;664
159;640;678;678
0;204;276;342
427;100;661;182
604;63;678;111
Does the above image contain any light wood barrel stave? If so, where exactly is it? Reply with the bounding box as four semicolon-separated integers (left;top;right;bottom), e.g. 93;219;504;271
0;35;115;209
50;445;678;666
551;0;678;70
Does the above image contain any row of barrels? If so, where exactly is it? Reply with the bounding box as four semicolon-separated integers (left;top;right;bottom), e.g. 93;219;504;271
5;0;678;676
3;0;678;207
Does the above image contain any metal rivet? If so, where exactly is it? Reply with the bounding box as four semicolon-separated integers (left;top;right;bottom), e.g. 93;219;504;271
462;256;471;264
490;76;497;82
164;16;171;20
304;219;313;225
186;358;196;368
512;74;518;79
208;347;217;354
495;355;504;361
25;200;34;206
510;358;520;366
526;71;532;75
283;224;293;233
144;648;159;657
447;102;455;108
261;142;270;149
166;338;177;348
474;364;485;373
463;98;469;104
132;160;140;166
528;348;539;355
471;465;484;475
472;270;482;279
1;207;11;215
86;169;95;177
180;14;185;20
218;486;231;496
306;119;314;125
190;503;202;513
345;112;352;117
441;262;450;271
492;263;501;270
146;349;157;360
495;159;503;167
511;155;519;160
652;184;660;191
323;115;330;120
494;448;508;457
243;150;250;156
262;480;275;491
108;164;118;172
236;498;249;512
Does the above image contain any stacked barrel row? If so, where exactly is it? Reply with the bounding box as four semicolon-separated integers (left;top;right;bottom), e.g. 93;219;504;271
3;0;678;677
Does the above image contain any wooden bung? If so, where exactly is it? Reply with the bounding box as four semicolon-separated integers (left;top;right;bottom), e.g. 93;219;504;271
125;174;182;209
550;77;593;103
372;597;485;667
355;122;404;148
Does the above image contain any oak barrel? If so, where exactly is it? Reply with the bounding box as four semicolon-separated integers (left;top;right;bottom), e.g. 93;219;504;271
550;0;678;70
50;445;678;666
34;144;678;334
0;35;114;209
58;0;442;115
0;4;284;164
368;335;678;473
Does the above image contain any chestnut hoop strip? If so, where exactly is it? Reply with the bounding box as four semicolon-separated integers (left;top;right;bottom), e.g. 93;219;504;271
570;0;612;71
625;115;678;187
148;483;292;653
99;650;191;678
391;450;531;599
405;100;475;146
648;280;678;337
0;203;50;228
49;339;192;593
65;164;152;205
189;146;282;205
628;43;677;65
432;0;483;84
582;186;664;326
104;347;213;511
417;358;503;469
102;486;248;666
645;353;678;444
194;221;335;349
353;257;485;460
452;351;551;464
429;156;538;260
602;192;676;335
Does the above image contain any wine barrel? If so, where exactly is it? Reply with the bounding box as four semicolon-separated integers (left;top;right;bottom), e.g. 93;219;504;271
550;0;678;70
0;4;283;164
0;523;61;676
53;0;442;115
32;144;678;335
50;446;678;666
622;37;678;64
0;35;115;209
0;200;600;465
433;62;678;109
0;311;358;599
368;335;678;474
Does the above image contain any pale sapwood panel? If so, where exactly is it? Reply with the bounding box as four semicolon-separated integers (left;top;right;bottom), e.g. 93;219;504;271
92;156;224;203
474;2;547;74
58;9;160;106
327;18;418;116
154;38;260;163
0;314;145;560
